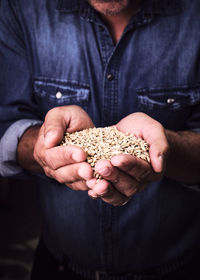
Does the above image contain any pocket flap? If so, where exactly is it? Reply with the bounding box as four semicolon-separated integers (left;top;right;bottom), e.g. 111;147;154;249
137;85;200;110
34;77;90;103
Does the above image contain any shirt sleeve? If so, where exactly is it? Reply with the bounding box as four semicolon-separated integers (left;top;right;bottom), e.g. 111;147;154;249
0;0;42;132
0;1;43;176
0;119;43;177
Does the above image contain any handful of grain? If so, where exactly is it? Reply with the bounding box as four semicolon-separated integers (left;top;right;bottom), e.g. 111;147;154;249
61;126;150;179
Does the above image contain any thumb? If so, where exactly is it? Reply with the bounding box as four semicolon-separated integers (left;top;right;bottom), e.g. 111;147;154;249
149;146;164;174
43;106;95;149
149;137;169;173
43;108;68;149
44;129;64;148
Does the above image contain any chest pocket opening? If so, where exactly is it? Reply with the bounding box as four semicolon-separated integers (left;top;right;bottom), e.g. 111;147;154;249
137;85;200;111
33;78;90;111
136;85;200;130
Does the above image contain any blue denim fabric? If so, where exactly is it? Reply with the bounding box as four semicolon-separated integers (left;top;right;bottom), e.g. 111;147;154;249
0;0;200;275
0;119;43;176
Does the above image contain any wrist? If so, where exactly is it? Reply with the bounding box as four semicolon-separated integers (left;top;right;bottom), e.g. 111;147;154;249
17;125;43;173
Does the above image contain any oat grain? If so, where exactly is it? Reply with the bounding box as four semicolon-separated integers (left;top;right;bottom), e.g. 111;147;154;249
61;126;150;181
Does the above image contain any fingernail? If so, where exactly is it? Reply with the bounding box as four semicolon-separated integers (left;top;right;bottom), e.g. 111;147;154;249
158;154;164;167
88;190;98;199
86;180;96;189
99;167;111;176
78;166;88;179
89;195;98;200
158;155;163;161
153;154;164;173
86;180;91;188
99;191;108;197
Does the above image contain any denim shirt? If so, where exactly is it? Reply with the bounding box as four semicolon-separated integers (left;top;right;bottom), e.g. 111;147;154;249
0;0;200;274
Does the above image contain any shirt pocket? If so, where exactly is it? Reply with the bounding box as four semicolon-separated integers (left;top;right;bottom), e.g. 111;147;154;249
33;77;90;118
136;86;200;130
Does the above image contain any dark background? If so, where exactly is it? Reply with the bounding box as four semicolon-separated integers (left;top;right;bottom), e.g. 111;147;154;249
0;1;41;279
0;177;41;280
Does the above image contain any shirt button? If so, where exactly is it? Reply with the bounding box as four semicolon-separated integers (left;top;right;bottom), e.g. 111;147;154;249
107;73;114;81
56;91;62;99
167;98;175;104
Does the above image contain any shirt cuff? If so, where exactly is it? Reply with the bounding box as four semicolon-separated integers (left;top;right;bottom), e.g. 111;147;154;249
0;119;43;177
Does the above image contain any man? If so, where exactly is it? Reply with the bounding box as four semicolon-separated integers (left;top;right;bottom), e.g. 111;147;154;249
0;0;200;279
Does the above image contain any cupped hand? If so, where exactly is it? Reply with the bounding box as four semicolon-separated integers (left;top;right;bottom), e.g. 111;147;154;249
87;112;169;206
33;105;94;190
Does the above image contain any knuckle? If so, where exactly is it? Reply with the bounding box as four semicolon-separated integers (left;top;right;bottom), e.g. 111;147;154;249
69;181;88;191
124;187;137;197
62;172;79;185
46;154;57;170
55;169;71;184
44;165;78;185
109;171;120;184
66;182;81;190
135;171;150;183
66;183;73;189
33;148;44;167
45;107;56;119
63;147;72;160
43;150;50;166
53;172;67;184
58;177;67;184
44;167;66;184
43;166;53;178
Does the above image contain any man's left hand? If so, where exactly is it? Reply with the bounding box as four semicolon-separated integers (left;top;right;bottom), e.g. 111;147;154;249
87;112;169;206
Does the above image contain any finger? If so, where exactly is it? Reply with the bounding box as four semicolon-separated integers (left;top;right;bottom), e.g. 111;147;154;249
44;145;87;170
95;159;141;197
87;189;99;199
65;105;95;133
43;162;93;185
86;179;100;198
33;125;46;167
142;124;169;174
86;178;97;189
89;179;128;206
149;138;169;174
67;180;89;191
43;108;67;148
111;154;152;182
44;106;94;148
116;113;169;174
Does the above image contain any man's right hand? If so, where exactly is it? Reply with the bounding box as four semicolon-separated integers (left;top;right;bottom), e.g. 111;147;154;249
18;105;94;191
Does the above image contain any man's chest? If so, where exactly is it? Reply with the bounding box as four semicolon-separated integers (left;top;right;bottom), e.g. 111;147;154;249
28;11;200;129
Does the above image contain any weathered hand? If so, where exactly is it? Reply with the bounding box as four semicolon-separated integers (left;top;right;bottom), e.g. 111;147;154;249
87;112;169;206
33;105;94;190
